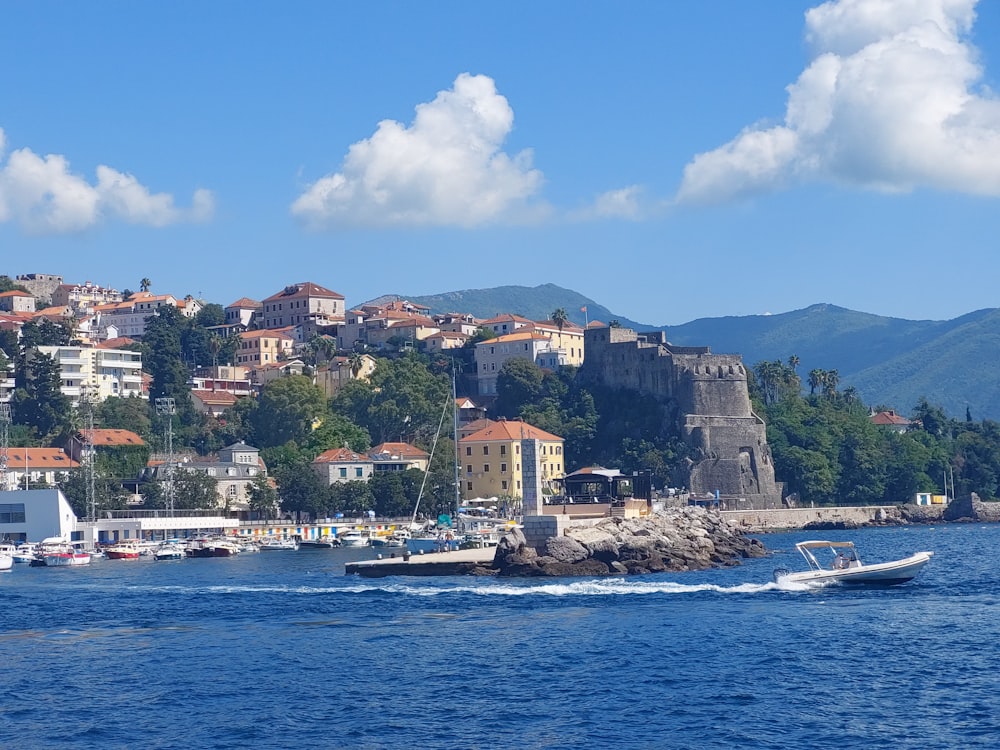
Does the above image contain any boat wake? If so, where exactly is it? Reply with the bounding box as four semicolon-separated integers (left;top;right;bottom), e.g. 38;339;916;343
130;578;799;597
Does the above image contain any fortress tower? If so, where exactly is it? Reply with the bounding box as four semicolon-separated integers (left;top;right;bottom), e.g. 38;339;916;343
581;326;782;508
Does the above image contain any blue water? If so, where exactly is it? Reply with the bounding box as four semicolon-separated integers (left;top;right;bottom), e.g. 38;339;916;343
0;524;995;749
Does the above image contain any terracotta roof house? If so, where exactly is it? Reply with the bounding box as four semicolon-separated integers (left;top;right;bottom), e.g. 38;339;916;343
191;389;240;417
2;448;79;489
261;282;345;330
459;418;565;502
0;289;36;314
870;410;914;433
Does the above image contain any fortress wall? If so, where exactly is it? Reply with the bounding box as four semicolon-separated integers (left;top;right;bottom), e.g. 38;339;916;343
582;326;781;507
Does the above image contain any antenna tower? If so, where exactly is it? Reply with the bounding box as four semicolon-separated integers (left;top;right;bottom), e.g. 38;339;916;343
80;386;97;521
0;403;10;492
155;397;177;515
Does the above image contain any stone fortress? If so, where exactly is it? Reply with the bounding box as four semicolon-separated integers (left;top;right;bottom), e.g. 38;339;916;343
580;326;783;508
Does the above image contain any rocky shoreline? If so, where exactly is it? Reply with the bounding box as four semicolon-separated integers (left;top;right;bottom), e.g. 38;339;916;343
492;507;767;577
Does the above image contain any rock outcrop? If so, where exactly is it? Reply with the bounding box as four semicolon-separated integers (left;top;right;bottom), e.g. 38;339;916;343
493;507;767;577
943;492;1000;523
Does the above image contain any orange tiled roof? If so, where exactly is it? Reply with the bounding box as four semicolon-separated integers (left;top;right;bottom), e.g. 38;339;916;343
192;390;239;406
96;337;138;350
478;330;551;344
81;428;146;446
312;447;367;464
461;418;562;443
370;442;430;459
871;410;912;426
239;329;295;341
480;313;533;325
0;290;32;298
6;448;80;469
262;282;344;303
227;297;262;308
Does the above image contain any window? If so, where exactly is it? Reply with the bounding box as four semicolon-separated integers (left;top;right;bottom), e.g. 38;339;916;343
465;447;472;456
500;463;507;473
0;503;25;524
355;468;363;478
483;446;489;456
483;464;490;473
339;467;347;478
501;481;508;490
500;445;506;456
466;464;473;475
467;481;473;491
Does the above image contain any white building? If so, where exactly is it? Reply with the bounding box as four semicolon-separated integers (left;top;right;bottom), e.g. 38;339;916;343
37;344;144;403
0;488;235;546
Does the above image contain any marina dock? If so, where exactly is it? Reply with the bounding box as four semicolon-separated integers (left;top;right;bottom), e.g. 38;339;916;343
344;547;498;578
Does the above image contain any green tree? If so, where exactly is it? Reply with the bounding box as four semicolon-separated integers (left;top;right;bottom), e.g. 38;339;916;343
97;395;152;440
252;375;329;448
332;353;450;446
495;358;544;418
140;278;152;292
247;475;279;520
808;369;825;395
11;350;72;439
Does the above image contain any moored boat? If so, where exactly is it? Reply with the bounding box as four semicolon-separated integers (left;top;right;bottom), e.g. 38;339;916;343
260;537;300;551
0;543;13;571
153;542;186;561
106;541;142;560
338;529;374;548
774;540;934;587
299;535;340;549
39;540;91;567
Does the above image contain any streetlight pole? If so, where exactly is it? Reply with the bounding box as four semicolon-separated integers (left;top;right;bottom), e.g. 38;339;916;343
155;397;176;516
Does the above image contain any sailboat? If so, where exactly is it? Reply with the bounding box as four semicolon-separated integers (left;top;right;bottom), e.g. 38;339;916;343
406;368;462;555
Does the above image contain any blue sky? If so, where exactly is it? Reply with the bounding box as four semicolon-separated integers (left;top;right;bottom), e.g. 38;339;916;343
2;0;1000;327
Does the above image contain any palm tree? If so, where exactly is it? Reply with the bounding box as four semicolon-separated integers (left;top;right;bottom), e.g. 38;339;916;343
208;335;222;369
348;352;364;378
787;354;800;373
808;369;825;395
551;307;569;349
139;278;152;292
823;369;840;398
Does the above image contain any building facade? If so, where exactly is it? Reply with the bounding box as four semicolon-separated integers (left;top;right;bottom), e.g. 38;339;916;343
459;418;564;501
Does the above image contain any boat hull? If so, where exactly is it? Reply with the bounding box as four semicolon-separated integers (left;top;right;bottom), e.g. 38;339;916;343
42;553;91;567
778;551;934;587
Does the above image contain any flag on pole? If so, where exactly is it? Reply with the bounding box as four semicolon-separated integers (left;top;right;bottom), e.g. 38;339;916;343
580;306;587;312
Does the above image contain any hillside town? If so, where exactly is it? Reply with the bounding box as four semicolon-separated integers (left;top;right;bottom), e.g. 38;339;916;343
0;272;592;522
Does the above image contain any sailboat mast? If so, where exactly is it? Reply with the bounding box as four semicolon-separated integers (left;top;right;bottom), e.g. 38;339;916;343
453;362;461;520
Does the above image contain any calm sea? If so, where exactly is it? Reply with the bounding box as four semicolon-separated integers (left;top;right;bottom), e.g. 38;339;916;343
0;523;995;750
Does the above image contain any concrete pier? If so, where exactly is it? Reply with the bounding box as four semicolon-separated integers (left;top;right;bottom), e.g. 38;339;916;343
345;547;497;578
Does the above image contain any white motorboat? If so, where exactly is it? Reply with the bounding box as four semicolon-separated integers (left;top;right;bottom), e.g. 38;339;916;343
0;543;13;571
12;544;38;564
40;540;92;567
337;529;373;548
774;540;933;587
260;537;299;551
153;542;186;561
299;535;339;549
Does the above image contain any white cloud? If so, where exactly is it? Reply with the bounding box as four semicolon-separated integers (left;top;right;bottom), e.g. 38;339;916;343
570;186;646;221
292;73;546;228
0;127;214;233
676;0;1000;204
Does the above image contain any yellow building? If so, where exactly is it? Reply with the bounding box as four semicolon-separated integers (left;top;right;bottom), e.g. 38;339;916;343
235;329;295;365
459;418;564;501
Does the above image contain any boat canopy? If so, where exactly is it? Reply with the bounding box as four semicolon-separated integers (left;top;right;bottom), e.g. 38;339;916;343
796;540;855;550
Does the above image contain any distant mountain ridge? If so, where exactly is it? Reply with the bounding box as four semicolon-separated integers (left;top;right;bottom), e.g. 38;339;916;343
371;285;1000;421
363;283;649;330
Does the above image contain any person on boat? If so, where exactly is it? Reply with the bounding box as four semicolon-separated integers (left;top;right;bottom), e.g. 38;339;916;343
834;552;848;570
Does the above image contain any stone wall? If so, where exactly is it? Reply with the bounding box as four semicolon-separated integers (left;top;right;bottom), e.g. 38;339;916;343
582;326;782;508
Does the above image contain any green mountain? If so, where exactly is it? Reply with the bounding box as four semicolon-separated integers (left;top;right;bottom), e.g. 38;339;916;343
664;304;1000;419
366;283;648;330
376;285;1000;421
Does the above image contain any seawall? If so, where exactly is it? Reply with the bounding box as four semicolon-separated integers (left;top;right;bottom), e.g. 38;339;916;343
720;504;946;532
